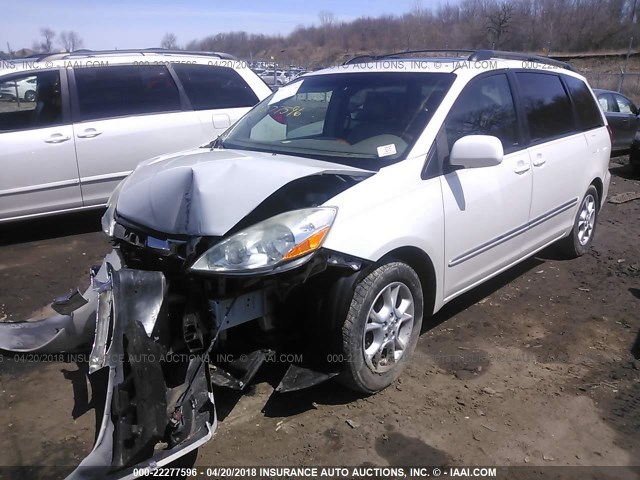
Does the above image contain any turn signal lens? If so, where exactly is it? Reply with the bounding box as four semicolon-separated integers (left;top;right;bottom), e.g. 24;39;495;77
282;226;330;260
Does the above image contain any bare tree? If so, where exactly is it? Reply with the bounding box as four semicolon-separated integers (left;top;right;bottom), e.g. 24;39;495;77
318;10;336;28
183;0;639;66
410;0;425;17
34;27;56;52
486;3;514;48
60;31;84;52
161;32;179;50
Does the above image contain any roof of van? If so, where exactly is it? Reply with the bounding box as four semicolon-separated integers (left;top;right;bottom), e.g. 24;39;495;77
0;49;241;74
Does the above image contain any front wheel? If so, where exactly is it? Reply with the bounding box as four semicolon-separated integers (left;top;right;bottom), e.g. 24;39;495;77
24;90;36;102
339;261;423;394
556;185;599;258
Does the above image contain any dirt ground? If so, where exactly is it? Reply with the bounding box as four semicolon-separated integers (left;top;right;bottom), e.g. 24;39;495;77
0;159;638;480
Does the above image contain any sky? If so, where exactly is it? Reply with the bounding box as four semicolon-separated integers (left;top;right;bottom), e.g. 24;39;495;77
1;0;454;52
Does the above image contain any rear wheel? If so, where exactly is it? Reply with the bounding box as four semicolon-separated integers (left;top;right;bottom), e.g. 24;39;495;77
556;185;599;258
338;261;423;394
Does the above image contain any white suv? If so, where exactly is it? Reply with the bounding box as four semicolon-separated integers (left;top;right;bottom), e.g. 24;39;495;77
0;49;271;223
0;50;611;476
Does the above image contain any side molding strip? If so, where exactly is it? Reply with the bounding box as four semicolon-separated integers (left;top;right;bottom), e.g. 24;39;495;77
448;197;578;267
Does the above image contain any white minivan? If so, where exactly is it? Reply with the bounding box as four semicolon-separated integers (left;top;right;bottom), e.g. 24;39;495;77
0;49;271;222
0;50;611;477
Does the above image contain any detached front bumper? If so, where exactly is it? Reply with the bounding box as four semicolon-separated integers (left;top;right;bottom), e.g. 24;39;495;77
0;251;217;479
72;266;216;480
0;250;122;353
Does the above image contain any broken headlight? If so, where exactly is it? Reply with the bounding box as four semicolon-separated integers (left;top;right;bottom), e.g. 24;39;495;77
101;178;127;237
190;207;337;274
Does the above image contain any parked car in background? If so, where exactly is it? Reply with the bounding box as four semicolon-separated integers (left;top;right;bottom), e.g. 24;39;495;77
0;76;37;101
0;49;611;476
628;132;640;172
594;89;640;154
259;69;288;86
0;49;271;223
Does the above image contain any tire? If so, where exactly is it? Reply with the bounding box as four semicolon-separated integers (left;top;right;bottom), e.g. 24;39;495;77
339;261;423;394
556;185;599;258
630;150;640;173
24;90;36;102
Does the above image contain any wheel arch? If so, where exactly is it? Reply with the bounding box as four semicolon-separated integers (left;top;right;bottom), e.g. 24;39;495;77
590;177;603;210
378;246;437;318
308;245;439;354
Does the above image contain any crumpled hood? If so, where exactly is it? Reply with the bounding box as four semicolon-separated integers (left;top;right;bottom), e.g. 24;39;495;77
116;148;372;237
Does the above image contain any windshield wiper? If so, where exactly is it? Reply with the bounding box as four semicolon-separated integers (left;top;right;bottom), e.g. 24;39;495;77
201;136;224;150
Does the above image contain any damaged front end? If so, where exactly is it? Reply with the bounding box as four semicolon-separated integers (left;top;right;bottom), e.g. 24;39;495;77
72;263;216;479
0;154;373;478
0;251;217;479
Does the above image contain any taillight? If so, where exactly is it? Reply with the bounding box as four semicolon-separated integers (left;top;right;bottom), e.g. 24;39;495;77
606;124;613;141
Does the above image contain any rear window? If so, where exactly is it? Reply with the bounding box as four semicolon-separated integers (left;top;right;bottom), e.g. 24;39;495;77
74;65;181;121
173;64;258;110
564;76;604;131
516;72;575;142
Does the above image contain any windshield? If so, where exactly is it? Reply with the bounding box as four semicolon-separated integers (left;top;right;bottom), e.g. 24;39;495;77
221;72;455;169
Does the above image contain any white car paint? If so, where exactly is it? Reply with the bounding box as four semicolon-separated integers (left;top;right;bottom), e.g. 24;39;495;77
116;149;373;236
0;124;83;220
0;54;613;473
316;60;609;313
112;56;611;314
0;52;272;223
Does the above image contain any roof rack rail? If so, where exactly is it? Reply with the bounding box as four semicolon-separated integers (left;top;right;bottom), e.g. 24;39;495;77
33;49;238;62
12;53;54;61
344;49;476;65
469;50;575;71
343;48;575;71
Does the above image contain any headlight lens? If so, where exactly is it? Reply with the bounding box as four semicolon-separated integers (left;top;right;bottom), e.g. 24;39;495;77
101;179;127;237
190;207;337;274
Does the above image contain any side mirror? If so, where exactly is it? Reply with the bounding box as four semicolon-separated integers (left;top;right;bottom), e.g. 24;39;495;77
449;135;504;169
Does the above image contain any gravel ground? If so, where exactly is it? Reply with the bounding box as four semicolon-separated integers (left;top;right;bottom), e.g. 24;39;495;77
0;159;638;480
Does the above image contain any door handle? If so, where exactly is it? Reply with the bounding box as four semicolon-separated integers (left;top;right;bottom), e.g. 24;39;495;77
532;154;546;167
77;128;102;138
514;161;531;174
44;133;71;143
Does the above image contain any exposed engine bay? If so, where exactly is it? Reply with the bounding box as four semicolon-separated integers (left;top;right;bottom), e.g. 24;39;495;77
0;169;373;479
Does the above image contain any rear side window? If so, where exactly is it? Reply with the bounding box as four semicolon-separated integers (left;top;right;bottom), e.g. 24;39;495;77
173;64;258;110
615;93;637;114
516;73;575;142
74;65;181;121
564;76;604;131
444;73;519;152
597;93;617;113
0;70;63;132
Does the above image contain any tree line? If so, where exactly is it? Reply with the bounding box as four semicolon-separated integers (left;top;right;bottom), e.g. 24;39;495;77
185;0;639;66
4;0;638;65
